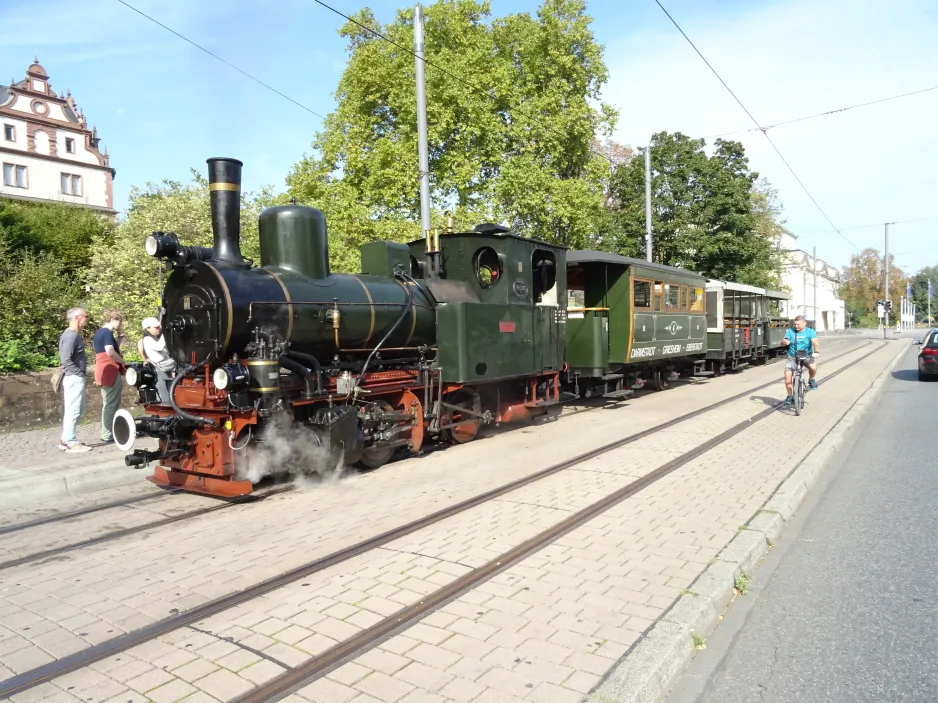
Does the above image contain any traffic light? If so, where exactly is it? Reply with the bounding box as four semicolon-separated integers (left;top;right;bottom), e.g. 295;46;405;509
885;300;893;313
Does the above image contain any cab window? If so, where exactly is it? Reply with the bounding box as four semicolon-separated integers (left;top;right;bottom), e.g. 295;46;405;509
474;247;501;289
532;249;557;303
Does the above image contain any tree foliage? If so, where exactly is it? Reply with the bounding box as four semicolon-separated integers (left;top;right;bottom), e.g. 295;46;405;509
0;198;112;272
909;264;938;323
0;237;79;371
840;247;905;325
287;0;617;273
85;172;272;346
606;131;784;287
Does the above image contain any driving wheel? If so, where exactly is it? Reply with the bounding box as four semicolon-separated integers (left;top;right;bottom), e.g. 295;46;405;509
444;389;482;444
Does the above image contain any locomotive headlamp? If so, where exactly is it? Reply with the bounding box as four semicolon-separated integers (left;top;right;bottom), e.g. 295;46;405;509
125;363;157;388
213;363;249;391
145;231;180;260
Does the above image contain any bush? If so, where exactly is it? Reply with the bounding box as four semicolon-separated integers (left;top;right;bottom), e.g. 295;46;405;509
0;198;112;273
0;239;80;372
0;339;57;372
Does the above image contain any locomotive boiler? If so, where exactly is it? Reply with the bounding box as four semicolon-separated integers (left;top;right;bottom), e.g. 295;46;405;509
115;157;567;497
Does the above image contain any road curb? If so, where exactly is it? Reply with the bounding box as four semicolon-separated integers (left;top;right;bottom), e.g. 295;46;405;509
0;461;144;509
587;341;910;703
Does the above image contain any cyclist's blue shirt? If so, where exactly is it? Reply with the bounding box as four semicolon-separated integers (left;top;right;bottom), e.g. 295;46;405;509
784;327;816;356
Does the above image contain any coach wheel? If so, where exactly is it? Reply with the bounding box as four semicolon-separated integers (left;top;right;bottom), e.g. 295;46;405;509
653;368;670;392
444;389;482;444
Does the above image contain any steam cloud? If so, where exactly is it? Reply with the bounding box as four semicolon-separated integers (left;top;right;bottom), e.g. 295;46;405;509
233;415;345;486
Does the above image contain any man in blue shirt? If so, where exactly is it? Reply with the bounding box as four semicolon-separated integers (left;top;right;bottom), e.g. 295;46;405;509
782;314;820;405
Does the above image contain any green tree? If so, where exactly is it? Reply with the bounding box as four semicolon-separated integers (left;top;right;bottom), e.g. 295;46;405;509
607;132;783;286
840;247;905;324
910;265;938;323
287;0;616;273
85;172;272;346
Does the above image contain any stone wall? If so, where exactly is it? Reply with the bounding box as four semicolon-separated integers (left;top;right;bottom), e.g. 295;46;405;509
0;370;138;433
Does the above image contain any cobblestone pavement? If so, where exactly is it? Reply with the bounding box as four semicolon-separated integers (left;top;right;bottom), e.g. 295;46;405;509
0;339;890;703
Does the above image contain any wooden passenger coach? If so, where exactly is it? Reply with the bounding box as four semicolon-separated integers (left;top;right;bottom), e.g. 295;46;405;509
564;251;708;395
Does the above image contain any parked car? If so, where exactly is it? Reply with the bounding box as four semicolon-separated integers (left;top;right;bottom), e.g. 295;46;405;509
916;328;938;381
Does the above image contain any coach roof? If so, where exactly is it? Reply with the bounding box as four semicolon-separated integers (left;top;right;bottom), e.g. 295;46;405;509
566;250;705;280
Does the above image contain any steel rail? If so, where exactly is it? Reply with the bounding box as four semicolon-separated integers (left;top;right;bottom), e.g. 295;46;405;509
0;490;177;536
231;342;887;703
0;487;293;572
0;340;876;699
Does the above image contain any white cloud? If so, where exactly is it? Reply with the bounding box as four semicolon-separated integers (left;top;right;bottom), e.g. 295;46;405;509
603;0;938;269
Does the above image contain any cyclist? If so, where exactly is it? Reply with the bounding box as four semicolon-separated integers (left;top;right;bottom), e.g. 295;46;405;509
781;314;820;405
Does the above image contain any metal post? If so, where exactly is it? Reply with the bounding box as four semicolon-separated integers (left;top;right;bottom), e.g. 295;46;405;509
884;223;890;337
929;279;932;326
414;5;432;243
813;246;818;331
645;145;652;262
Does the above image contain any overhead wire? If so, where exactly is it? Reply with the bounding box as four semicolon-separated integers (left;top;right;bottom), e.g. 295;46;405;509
793;214;938;235
115;0;328;121
653;0;858;250
705;85;938;139
117;0;930;244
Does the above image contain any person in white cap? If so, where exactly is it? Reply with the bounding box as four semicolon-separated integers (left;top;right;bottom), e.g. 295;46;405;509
141;317;176;404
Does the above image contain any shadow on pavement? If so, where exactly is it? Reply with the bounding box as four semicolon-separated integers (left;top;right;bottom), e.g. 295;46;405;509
891;369;922;382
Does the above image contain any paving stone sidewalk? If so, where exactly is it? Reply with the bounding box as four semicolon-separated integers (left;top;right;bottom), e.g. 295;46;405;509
0;339;891;703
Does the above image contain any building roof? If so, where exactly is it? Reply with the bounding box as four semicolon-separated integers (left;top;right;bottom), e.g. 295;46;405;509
566;250;705;279
26;59;48;78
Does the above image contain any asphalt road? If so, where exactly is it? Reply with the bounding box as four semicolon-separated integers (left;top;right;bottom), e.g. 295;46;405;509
667;344;938;703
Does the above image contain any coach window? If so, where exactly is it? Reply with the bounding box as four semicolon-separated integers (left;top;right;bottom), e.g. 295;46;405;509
690;287;704;312
664;284;680;310
723;293;736;319
653;282;663;311
633;279;652;308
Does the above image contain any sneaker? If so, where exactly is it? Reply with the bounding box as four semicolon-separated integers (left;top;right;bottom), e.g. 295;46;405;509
64;443;92;453
100;438;114;445
58;441;68;451
809;380;818;391
784;395;794;406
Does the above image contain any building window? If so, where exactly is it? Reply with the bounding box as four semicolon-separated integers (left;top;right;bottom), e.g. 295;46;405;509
3;163;27;188
3;125;13;142
65;137;75;153
61;173;82;196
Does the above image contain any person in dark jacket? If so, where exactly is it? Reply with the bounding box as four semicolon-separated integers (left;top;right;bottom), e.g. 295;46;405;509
59;307;91;452
93;309;126;443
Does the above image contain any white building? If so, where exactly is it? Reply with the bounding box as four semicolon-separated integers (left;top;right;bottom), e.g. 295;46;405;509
0;59;115;214
778;231;846;331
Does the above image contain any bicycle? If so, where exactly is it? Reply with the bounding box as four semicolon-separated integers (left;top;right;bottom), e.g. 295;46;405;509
791;349;810;416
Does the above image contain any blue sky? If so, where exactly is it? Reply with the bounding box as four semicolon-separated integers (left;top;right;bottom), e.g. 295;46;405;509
2;0;936;272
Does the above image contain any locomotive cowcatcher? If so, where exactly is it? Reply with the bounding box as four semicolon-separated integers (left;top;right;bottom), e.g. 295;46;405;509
113;157;568;497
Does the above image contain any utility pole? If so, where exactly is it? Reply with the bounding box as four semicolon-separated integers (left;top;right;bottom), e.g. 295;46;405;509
929;279;932;327
414;5;431;242
813;246;818;331
645;145;652;262
884;222;891;338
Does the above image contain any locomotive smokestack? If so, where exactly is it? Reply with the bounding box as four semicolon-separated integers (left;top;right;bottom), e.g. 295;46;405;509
207;157;246;265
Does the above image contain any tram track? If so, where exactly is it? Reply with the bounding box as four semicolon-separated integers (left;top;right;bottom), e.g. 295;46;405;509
0;486;293;572
232;341;889;703
0;339;879;699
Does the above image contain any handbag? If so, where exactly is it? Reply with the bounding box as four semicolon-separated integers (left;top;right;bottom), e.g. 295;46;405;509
51;366;65;393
